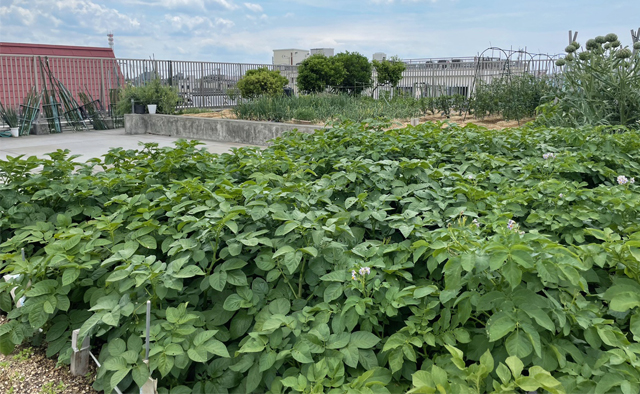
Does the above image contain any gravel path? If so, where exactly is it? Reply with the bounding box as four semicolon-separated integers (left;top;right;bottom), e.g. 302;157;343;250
0;314;98;394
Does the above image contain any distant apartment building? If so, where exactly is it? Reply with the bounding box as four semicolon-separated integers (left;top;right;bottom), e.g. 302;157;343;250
272;49;309;66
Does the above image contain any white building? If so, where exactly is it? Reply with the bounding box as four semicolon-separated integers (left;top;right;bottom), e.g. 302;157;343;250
272;49;309;66
373;52;387;61
310;48;334;57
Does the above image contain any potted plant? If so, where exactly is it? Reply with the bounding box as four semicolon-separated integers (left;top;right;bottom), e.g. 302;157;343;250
0;102;20;137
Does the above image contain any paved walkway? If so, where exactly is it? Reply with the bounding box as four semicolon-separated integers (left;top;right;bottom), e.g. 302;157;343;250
0;129;257;162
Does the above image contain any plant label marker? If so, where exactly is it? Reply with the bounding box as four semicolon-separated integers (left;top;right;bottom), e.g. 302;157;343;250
140;300;158;394
70;329;91;376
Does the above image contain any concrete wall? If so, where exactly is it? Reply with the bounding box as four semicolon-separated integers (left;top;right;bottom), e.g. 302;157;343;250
124;114;323;146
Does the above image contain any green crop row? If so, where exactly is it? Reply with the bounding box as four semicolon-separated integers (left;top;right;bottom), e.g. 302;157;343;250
1;121;639;393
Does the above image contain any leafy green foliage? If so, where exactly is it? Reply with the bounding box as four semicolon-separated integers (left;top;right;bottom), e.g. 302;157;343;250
233;93;426;123
1;122;640;394
470;74;553;122
116;79;181;115
333;51;373;95
537;33;640;129
373;56;406;89
297;54;346;94
236;67;289;99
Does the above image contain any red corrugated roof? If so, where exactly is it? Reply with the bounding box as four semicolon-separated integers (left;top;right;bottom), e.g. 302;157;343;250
0;42;123;110
0;42;116;58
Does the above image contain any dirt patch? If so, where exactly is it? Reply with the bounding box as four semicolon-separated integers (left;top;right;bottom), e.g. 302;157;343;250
182;110;530;130
181;109;236;119
0;314;98;394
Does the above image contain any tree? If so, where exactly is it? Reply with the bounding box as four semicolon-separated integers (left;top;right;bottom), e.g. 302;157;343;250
297;54;345;93
236;67;289;99
372;56;406;92
333;51;372;94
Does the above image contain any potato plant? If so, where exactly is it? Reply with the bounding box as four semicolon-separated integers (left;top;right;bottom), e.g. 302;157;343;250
1;121;640;394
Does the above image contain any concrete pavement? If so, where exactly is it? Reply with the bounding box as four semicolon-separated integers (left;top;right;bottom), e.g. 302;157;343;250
0;128;259;162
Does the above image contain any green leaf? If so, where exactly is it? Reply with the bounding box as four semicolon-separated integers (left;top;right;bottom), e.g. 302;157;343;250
523;307;555;332
631;310;640;341
324;283;343;303
203;339;229;357
479;349;494;373
327;332;351;349
300;246;318;257
193;330;217;346
340;343;359;368
29;306;48;329
505;356;523;378
223;294;244;311
109;338;127;356
350;331;380;349
137;234;157;249
106;269;130;283
62;268;80;286
275;221;299;236
165;343;184;356
487;312;517;342
110;367;131;389
505;330;533;358
273;245;295;259
259;350;277;372
187;347;209;363
0;334;15;355
132;363;150;388
174;265;204;278
209;271;227;292
104;356;128;371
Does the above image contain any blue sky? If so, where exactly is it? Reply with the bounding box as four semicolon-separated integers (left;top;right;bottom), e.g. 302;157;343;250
1;0;638;63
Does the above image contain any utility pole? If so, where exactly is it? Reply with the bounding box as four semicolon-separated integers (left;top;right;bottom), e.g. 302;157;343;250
632;28;639;54
568;30;578;45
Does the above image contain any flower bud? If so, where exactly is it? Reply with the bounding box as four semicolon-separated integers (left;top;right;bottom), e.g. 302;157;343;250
595;36;606;44
605;33;618;42
610;40;620;48
555;59;566;67
586;39;598;50
578;52;590;61
565;53;574;61
634;42;640;50
565;45;576;53
616;48;632;59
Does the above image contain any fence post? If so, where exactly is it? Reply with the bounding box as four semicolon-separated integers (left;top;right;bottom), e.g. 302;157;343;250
70;329;91;376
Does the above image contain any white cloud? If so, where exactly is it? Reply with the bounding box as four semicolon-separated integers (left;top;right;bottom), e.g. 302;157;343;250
212;0;238;10
243;2;262;12
215;17;235;28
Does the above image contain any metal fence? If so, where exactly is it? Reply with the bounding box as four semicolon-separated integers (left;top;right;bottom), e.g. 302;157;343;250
0;53;560;113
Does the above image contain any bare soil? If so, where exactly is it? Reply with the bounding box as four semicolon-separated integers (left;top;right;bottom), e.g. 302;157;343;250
181;110;531;130
0;314;98;394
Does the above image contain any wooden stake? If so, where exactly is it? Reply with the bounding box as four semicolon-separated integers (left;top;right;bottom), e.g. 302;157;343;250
70;329;91;376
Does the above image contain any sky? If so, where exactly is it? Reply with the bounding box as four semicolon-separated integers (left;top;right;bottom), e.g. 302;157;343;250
0;0;638;64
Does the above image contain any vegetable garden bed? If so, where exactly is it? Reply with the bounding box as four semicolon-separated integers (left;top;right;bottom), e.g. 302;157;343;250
1;120;639;393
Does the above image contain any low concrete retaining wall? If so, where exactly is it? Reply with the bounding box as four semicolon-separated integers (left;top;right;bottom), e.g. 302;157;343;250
124;114;324;146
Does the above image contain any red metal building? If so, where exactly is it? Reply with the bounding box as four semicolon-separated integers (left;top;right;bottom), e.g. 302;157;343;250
0;42;123;110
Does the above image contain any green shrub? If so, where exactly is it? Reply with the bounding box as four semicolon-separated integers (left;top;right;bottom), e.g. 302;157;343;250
236;68;289;99
2;123;640;393
116;79;180;115
537;33;640;129
333;51;372;95
297;54;346;93
372;56;406;91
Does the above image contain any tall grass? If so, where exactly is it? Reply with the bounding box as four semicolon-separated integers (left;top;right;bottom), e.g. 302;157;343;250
233;94;427;123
